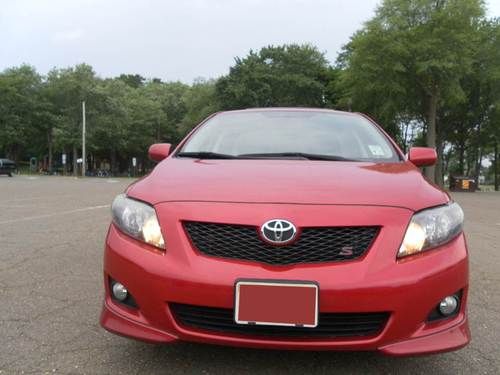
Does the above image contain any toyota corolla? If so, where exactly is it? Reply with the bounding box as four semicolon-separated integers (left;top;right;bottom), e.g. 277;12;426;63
100;108;469;356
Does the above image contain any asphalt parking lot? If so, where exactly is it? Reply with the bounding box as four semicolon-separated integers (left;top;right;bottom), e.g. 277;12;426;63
1;176;499;374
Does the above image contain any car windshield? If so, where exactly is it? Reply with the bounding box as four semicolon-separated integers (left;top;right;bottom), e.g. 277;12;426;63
179;110;400;162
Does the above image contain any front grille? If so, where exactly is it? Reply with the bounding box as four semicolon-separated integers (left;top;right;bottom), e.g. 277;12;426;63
184;222;379;265
170;303;389;338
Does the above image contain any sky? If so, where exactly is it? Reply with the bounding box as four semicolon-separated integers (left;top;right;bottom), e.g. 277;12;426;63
1;0;500;83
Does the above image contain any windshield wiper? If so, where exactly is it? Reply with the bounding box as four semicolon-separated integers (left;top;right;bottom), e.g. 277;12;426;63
177;151;360;161
176;151;239;159
237;152;359;161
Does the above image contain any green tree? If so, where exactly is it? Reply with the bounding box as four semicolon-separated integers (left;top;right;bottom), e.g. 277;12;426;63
45;64;100;174
441;19;500;187
0;65;42;161
141;80;188;143
481;19;500;190
216;44;335;109
118;74;145;89
339;0;486;185
179;78;218;135
89;79;132;173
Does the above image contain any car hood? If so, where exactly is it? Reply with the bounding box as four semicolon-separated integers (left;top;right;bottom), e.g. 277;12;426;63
127;158;449;211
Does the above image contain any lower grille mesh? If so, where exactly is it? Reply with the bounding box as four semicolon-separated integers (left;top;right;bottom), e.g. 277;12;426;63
170;303;389;338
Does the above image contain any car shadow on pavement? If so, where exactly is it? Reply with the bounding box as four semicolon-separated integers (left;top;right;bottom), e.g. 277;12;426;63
117;340;463;374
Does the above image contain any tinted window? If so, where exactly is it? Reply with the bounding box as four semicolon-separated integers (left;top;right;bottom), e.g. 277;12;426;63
180;111;400;162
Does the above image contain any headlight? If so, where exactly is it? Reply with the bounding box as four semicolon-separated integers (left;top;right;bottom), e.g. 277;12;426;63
111;194;165;250
398;202;464;258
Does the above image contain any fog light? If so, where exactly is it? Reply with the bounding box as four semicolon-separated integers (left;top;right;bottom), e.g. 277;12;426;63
112;282;128;302
439;295;459;316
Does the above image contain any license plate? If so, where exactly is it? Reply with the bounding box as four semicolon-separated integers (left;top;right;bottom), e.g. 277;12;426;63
234;280;318;328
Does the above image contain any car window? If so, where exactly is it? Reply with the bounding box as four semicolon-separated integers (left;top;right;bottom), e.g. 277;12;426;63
180;111;400;162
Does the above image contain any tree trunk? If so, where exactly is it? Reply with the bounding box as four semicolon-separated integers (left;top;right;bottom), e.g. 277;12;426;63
465;151;472;176
73;144;77;176
8;144;19;164
495;141;499;192
458;142;465;175
47;128;53;174
435;131;444;187
473;121;482;186
475;148;482;188
402;121;409;154
156;117;161;142
63;148;67;176
110;149;117;175
425;93;438;183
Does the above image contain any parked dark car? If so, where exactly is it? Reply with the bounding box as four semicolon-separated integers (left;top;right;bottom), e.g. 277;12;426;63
0;158;16;176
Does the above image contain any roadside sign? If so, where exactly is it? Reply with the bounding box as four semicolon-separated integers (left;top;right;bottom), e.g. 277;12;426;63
62;154;67;165
29;157;37;171
132;157;137;167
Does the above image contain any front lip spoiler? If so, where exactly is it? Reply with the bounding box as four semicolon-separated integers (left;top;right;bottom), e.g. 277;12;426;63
100;300;178;344
101;297;470;354
379;316;470;356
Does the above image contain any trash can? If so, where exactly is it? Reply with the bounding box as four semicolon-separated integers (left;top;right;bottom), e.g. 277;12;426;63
449;176;477;192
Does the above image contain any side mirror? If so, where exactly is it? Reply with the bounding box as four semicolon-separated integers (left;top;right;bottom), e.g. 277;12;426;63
408;147;437;167
148;143;171;162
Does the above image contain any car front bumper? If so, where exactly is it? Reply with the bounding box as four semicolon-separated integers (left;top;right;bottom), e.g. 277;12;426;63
100;202;470;355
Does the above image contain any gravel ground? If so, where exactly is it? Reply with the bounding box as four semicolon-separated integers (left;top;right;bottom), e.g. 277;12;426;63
0;175;499;374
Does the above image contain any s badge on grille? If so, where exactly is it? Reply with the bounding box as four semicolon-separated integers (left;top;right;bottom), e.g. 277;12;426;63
261;219;297;245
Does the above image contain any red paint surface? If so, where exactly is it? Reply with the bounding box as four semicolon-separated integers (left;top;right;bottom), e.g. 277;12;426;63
100;108;469;355
408;147;438;167
148;143;171;162
236;283;317;326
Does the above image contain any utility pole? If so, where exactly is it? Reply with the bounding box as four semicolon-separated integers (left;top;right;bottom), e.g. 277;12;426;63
82;101;86;177
495;140;499;192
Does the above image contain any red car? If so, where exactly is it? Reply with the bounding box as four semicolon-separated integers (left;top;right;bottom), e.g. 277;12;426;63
100;108;469;356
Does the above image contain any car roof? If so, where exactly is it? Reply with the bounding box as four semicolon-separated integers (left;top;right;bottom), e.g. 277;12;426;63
218;107;358;116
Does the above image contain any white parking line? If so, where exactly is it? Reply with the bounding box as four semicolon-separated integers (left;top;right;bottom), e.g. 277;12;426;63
0;204;109;225
2;194;77;203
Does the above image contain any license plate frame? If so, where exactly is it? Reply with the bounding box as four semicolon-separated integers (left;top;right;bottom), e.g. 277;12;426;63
234;279;319;328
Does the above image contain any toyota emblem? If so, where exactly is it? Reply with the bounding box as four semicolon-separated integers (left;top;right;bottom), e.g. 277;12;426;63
261;219;297;244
